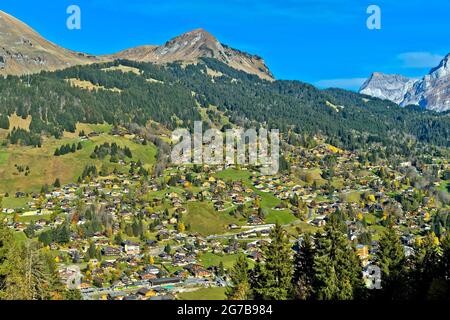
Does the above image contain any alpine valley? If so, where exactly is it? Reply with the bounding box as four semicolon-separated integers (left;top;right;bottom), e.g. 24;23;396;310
0;10;449;302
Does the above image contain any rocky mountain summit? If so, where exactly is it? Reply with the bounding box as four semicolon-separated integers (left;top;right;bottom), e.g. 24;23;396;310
0;10;273;80
110;28;273;80
360;54;450;112
0;11;100;76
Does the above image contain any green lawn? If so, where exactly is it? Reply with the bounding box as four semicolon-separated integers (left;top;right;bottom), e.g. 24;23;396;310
254;190;297;225
178;287;226;300
2;196;31;208
18;213;52;223
216;168;297;225
183;202;239;236
13;231;27;243
199;252;239;269
0;151;9;165
365;213;377;225
214;168;253;181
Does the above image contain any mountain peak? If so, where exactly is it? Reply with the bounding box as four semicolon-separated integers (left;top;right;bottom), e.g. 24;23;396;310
360;72;418;105
0;11;272;80
113;29;274;80
360;54;450;112
0;10;99;75
429;52;450;79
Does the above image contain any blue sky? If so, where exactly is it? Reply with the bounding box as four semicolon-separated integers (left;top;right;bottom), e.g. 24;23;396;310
1;0;449;90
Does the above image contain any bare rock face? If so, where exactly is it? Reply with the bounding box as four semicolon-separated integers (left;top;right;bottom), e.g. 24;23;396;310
360;54;450;112
111;29;274;81
359;72;418;105
0;10;100;76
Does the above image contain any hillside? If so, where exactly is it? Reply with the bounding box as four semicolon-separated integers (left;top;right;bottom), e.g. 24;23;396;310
0;58;448;156
0;122;157;193
0;10;273;80
109;28;274;81
0;11;101;76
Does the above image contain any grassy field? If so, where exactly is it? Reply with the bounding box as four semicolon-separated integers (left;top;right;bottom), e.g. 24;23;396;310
8;113;32;131
199;252;239;269
214;168;253;181
256;190;297;224
178;287;226;300
183;202;239;236
2;196;31;208
0;151;9;165
13;231;27;243
214;168;297;225
0;123;157;193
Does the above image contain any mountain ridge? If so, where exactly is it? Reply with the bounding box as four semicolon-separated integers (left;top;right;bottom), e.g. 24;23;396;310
107;28;274;81
359;54;450;112
0;10;101;76
0;11;273;80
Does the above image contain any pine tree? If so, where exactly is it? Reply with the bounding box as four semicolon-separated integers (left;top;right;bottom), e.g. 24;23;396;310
312;219;365;300
291;233;315;299
441;233;450;284
374;225;407;299
252;224;293;300
53;178;61;188
226;254;251;300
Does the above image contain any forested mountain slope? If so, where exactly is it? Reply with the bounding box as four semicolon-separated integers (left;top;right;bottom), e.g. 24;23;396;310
0;58;448;150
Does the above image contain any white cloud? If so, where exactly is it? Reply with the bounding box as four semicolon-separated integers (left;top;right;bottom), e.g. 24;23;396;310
315;78;367;90
397;52;444;69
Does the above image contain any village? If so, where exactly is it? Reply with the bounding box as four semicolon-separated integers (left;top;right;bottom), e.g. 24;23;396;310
1;129;449;300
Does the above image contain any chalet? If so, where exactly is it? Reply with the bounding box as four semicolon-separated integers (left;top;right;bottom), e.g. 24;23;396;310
248;251;262;261
214;200;225;211
137;288;156;299
138;270;158;281
108;292;125;300
123;241;140;255
102;246;122;257
185;264;212;278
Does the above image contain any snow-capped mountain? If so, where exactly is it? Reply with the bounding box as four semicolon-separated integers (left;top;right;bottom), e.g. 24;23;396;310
359;73;419;105
359;54;450;112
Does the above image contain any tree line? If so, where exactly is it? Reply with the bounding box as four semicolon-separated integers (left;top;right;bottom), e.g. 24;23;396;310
226;219;450;300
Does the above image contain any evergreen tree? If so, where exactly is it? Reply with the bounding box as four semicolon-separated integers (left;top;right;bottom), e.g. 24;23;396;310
53;178;61;188
312;218;365;300
252;224;293;300
226;254;251;300
0;114;9;129
374;225;408;299
291;233;315;299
